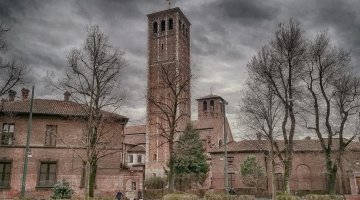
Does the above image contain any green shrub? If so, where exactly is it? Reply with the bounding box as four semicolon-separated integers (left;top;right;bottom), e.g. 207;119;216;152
51;179;74;199
276;194;300;200
145;176;166;189
162;193;198;200
144;189;168;199
237;195;256;200
204;191;255;200
304;194;344;200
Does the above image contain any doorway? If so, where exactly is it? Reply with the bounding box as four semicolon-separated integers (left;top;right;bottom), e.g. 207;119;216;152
356;177;360;194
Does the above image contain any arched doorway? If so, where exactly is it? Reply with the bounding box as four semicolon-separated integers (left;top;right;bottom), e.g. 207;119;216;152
296;164;311;190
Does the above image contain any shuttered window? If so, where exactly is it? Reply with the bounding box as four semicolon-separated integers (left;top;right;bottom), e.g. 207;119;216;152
45;125;57;146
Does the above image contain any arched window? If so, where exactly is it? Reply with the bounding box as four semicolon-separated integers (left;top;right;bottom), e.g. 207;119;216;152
153;22;158;33
210;100;214;115
161;20;166;32
168;18;173;30
185;28;188;38
179;20;182;30
182;24;185;35
219;139;223;147
203;101;207;112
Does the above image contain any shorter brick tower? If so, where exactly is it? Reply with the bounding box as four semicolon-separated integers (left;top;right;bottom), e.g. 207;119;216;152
195;95;233;152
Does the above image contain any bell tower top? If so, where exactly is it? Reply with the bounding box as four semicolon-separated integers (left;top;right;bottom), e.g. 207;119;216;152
196;94;227;120
147;7;191;26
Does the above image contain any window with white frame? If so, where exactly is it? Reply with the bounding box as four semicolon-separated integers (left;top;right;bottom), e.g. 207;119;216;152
128;155;134;163
1;123;15;145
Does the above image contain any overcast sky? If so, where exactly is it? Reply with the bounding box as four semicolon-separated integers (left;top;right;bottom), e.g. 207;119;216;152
1;0;360;139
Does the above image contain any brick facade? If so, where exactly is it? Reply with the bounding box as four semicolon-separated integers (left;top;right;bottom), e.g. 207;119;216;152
209;139;360;195
0;94;143;199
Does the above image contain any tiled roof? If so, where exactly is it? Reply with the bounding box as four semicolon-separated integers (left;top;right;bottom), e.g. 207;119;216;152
125;125;146;134
128;145;145;152
124;125;146;145
196;94;225;101
209;139;360;153
0;99;128;121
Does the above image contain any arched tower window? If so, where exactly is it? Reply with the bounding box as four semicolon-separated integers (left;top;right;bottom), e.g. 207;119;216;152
219;139;223;147
203;101;207;112
185;28;189;38
210;100;214;114
179;20;182;30
168;18;173;30
161;20;166;32
153;22;158;33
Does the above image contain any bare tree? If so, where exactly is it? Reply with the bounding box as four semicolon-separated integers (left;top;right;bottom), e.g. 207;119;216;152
302;32;360;194
241;48;283;199
247;19;307;194
0;23;27;97
147;62;191;192
52;25;127;198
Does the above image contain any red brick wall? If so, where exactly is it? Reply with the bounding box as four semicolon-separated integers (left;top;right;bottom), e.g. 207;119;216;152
0;114;141;199
210;149;360;194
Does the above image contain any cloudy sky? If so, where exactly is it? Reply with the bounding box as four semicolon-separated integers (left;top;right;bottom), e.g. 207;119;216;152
1;0;359;138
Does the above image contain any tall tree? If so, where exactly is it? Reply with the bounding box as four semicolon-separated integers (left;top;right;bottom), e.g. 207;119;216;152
240;60;282;200
247;19;307;194
302;31;360;194
173;123;209;190
0;23;27;97
56;25;127;198
147;62;191;192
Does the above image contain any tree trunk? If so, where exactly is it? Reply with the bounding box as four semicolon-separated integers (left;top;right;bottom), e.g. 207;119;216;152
326;152;337;195
89;158;97;197
283;156;292;194
168;142;175;192
271;151;276;200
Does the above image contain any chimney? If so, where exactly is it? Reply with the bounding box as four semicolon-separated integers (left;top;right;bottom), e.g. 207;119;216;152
64;91;71;101
21;88;30;100
8;90;16;101
256;132;262;140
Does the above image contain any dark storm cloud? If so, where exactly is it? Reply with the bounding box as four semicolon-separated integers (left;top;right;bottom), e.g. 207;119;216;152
1;0;360;137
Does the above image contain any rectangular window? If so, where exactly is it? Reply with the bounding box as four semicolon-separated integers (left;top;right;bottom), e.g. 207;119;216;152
137;155;142;163
227;156;234;163
45;125;57;146
128;155;133;163
228;173;235;188
38;162;57;187
275;173;283;191
131;181;136;191
0;162;11;188
1;123;15;145
80;162;86;188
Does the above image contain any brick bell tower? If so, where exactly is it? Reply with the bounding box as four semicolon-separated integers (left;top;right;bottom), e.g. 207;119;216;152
145;7;191;177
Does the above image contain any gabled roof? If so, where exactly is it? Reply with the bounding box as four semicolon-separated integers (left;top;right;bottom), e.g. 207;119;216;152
0;99;128;122
209;139;360;153
125;125;146;135
124;125;146;145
